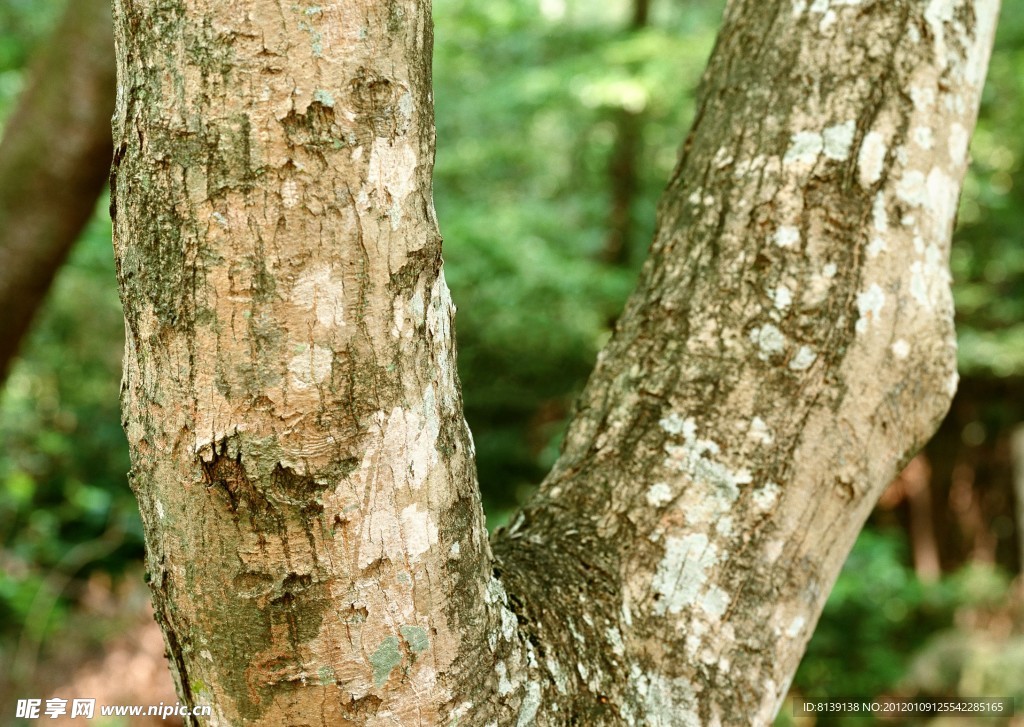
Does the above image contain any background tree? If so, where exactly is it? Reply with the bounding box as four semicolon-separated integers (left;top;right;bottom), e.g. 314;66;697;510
0;0;115;380
109;0;999;725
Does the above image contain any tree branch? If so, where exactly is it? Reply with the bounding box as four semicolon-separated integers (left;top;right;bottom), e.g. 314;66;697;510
486;0;1000;723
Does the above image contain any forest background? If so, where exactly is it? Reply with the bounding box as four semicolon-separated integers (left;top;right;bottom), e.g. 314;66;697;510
1;0;1023;724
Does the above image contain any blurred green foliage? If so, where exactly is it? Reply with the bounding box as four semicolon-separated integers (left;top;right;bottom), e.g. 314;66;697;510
784;528;1020;725
434;0;720;521
1;0;1023;714
0;210;138;641
794;530;959;717
953;7;1024;377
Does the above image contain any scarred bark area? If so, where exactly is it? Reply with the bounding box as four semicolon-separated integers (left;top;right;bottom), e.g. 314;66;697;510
113;0;999;725
111;1;491;724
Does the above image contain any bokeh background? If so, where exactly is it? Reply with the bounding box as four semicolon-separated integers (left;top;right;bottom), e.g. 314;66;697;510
1;0;1023;724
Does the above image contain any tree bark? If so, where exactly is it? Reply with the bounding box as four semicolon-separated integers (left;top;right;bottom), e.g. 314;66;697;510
111;0;999;725
0;0;116;381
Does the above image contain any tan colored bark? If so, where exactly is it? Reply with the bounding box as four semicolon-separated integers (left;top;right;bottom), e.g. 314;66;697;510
111;0;999;724
489;0;1000;723
111;0;491;723
0;0;115;380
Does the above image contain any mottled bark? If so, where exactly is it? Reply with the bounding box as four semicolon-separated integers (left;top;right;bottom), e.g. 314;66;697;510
0;0;116;381
489;1;999;723
111;0;998;725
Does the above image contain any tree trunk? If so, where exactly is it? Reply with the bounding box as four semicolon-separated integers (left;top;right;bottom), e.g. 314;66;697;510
0;0;116;381
111;0;999;724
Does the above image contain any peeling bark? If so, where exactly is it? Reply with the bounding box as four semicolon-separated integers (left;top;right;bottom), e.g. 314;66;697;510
112;0;999;725
0;0;115;381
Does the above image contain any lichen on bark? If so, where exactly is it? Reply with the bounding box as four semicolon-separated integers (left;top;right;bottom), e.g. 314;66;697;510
111;0;999;724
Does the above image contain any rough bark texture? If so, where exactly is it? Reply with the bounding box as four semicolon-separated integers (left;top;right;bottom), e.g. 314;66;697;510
0;0;116;381
111;0;998;725
110;0;492;723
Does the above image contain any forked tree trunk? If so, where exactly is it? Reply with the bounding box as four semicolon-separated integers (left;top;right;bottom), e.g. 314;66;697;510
110;0;999;724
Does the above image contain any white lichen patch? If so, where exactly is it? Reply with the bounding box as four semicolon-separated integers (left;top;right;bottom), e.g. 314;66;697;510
752;482;780;512
293;266;345;328
496;661;514;696
281;178;300;208
855;284;886;334
926;167;959;225
784;131;823;165
426;273;454;349
631;667;700;727
748;417;773;445
858;131;887;187
652;534;719;615
646;482;674;507
750;323;787;359
288;344;333;388
947;370;960;396
818;9;837;33
867;237;888;258
910;84;936;113
873;192;888;233
773;225;801;249
379;387;441;491
912;125;935;149
485;576;508;606
948;123;969;166
910;242;949;309
786;615;806;638
399;504;437;560
891;339;911;359
358;510;402;569
662;418;752;503
733;154;766;179
700;586;731;620
312;89;335;107
925;0;960;71
398;91;414;124
772;285;793;310
368;139;417;230
823;121;855;160
500;603;518;642
896;170;928;207
606;627;626;657
516;682;542;727
659;412;693;437
789;345;818;371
